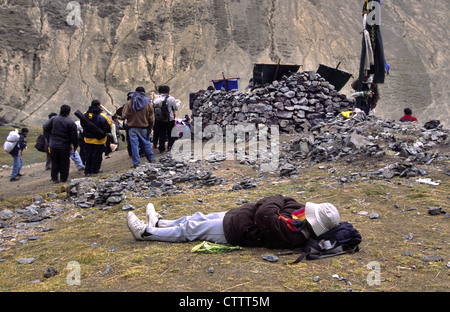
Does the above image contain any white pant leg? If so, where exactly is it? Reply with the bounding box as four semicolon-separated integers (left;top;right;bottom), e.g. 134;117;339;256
157;212;225;228
143;212;227;244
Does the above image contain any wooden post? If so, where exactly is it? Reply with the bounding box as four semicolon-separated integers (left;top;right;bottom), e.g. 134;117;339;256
222;72;229;92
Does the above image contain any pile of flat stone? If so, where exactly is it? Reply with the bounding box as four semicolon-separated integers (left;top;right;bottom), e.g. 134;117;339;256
280;113;449;167
191;71;354;135
280;114;383;165
68;155;225;208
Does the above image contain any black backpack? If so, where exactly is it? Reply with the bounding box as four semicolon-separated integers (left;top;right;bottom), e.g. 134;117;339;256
154;95;170;122
34;134;47;152
291;222;362;263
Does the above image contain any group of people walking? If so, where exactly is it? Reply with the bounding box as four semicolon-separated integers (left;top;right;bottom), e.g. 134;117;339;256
6;85;179;183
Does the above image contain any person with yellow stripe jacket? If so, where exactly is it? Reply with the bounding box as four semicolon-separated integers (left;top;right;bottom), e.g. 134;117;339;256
82;100;112;176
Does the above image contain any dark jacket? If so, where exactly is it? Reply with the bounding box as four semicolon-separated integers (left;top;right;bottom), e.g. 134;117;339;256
83;106;112;145
223;195;309;249
10;133;27;157
43;115;78;150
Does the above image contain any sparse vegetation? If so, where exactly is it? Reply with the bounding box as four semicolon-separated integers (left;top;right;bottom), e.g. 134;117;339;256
0;148;448;292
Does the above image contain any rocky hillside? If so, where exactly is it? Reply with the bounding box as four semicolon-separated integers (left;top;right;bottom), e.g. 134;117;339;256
0;0;448;126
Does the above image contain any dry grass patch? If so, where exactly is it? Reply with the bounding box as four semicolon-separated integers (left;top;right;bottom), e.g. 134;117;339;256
0;157;448;292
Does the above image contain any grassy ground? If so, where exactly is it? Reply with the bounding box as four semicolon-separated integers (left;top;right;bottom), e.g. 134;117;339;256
0;153;448;293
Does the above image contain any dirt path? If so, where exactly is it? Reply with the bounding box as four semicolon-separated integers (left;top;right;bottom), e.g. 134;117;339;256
0;149;158;199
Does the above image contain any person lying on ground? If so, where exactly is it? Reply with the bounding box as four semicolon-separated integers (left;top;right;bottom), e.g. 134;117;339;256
126;194;341;249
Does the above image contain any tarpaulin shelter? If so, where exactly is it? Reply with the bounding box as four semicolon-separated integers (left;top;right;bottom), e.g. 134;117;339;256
316;63;353;91
212;72;240;91
252;62;302;85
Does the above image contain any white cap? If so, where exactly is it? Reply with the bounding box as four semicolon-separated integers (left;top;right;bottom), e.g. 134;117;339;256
305;202;340;236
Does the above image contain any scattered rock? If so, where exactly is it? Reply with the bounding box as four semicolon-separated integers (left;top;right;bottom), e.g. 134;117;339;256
100;264;111;277
427;207;443;216
231;179;257;191
43;266;58;278
0;209;14;220
17;257;35;264
262;255;278;262
121;204;135;211
422;254;444;262
402;251;414;257
67;155;228;208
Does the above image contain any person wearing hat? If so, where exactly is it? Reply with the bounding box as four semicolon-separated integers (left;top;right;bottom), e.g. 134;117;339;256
9;128;28;182
126;194;341;249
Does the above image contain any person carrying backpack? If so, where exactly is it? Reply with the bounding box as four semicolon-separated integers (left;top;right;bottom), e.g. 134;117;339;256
152;85;180;153
81;100;112;176
7;128;28;182
126;194;361;260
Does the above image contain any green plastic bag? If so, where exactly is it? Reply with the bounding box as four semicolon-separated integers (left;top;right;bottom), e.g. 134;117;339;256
190;241;242;254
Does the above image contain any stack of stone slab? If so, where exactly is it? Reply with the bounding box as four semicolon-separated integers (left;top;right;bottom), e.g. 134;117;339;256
191;71;355;135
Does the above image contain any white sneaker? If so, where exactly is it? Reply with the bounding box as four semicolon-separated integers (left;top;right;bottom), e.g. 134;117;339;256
145;203;162;227
127;211;147;240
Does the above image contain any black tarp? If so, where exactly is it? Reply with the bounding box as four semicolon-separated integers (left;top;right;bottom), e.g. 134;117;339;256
316;63;353;92
253;63;302;85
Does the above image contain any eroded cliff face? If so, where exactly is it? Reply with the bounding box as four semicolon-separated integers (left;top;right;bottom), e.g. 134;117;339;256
0;0;448;126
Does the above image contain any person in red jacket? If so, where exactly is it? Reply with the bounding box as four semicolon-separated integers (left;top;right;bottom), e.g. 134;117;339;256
126;195;341;249
400;108;418;122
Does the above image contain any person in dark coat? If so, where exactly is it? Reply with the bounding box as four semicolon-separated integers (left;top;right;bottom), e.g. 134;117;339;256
44;113;58;170
9;128;28;182
81;100;112;176
43;105;78;183
126;195;341;249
